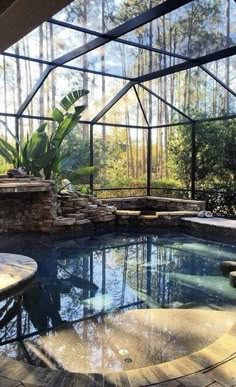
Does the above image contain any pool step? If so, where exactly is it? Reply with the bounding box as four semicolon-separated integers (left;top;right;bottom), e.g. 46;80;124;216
115;210;141;216
139;215;158;220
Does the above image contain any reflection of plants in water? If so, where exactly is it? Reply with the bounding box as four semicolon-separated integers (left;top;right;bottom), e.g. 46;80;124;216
0;263;99;346
0;234;235;353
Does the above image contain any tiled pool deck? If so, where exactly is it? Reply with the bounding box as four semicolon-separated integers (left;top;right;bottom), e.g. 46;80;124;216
0;310;235;386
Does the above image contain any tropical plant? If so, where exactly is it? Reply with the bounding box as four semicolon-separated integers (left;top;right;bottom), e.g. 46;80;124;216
0;90;97;181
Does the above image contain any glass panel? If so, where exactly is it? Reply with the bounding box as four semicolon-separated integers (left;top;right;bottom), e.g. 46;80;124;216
26;67;127;121
5;22;94;61
204;56;236;92
0;55;46;113
0;117;17;173
0;117;16;142
195;119;236;216
70;42;183;79
93;125;147;195
122;0;236;58
136;85;189;126
151;125;192;199
143;67;236;121
100;87;148;126
53;0;164;33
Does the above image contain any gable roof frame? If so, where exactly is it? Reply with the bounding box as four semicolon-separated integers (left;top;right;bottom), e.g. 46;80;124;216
16;0;194;118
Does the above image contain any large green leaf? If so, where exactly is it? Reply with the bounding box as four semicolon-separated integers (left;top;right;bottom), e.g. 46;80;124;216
59;90;89;112
68;166;98;184
37;123;47;133
74;105;87;116
26;130;48;163
52;108;64;123
0;138;17;165
51;109;84;148
21;142;31;171
34;147;57;169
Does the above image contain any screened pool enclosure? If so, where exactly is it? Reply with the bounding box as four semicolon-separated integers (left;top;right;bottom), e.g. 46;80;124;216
0;0;235;214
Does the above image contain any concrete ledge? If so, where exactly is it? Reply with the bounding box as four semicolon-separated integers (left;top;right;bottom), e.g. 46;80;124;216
103;196;205;214
181;217;236;245
116;210;141;216
156;211;199;217
103;196;205;205
0;178;52;193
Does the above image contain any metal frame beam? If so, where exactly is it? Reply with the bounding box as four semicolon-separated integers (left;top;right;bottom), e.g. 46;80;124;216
133;86;150;127
48;17;191;62
133;46;236;83
91;82;134;124
191;121;196;200
16;0;193;117
139;84;193;122
48;19;236;98
90;123;94;193
200;65;236;98
2;51;132;81
133;85;151;195
1;112;236;127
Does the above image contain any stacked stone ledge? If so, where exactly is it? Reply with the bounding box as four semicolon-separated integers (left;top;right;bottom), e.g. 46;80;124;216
0;178;116;233
54;192;116;232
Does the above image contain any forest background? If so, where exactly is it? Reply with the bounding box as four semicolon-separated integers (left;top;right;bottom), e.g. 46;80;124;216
0;0;235;215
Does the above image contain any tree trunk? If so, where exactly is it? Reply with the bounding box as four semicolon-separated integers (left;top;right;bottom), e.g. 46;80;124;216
39;25;44;118
15;43;23;141
3;56;8;140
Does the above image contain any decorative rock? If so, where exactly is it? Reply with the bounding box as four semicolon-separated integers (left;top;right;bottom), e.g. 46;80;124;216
220;261;236;276
76;219;92;225
197;210;214;218
229;271;236;288
53;217;75;226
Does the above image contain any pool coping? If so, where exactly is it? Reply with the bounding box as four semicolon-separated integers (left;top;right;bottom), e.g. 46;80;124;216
0;313;235;386
0;253;38;296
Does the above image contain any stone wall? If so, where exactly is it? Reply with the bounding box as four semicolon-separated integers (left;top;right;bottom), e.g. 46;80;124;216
0;190;57;233
0;181;206;234
53;192;116;233
102;196;205;212
0;179;116;233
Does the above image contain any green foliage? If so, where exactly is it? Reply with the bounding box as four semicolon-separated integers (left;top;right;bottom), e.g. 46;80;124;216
0;90;90;180
168;120;236;189
0;137;18;165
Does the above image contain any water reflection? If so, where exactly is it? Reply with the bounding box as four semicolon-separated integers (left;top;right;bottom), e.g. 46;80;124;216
0;232;235;368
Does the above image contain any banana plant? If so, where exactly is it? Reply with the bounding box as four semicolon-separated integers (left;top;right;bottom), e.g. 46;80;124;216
0;89;90;180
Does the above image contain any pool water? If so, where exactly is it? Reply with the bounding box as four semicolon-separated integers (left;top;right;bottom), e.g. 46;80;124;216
0;231;235;372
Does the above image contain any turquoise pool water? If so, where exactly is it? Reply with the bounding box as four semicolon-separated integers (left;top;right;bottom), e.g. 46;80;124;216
0;231;235;369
